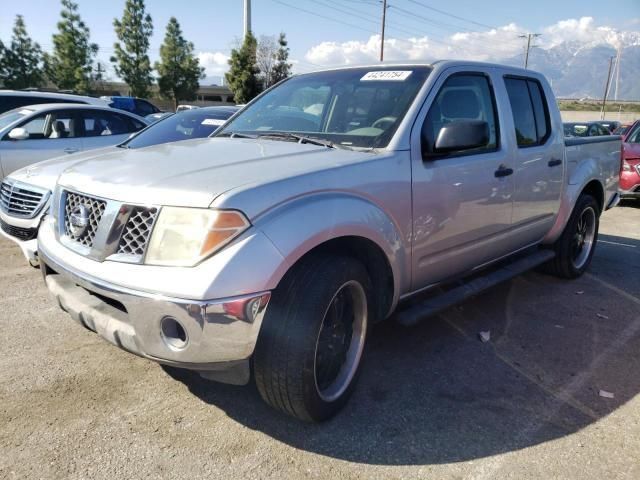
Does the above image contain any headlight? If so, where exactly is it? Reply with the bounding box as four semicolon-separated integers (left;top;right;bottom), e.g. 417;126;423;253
145;207;250;266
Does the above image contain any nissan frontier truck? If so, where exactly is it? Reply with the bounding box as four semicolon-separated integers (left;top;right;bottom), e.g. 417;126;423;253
37;61;621;421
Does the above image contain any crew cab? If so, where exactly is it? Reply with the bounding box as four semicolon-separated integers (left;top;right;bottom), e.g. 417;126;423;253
37;62;621;421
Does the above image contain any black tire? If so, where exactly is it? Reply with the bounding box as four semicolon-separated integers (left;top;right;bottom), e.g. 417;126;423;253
545;193;600;279
253;254;372;422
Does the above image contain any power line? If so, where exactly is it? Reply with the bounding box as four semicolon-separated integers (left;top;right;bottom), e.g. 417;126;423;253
402;0;498;31
269;0;377;35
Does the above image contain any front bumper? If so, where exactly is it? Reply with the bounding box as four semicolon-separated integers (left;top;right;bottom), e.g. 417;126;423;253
39;247;271;385
0;211;41;264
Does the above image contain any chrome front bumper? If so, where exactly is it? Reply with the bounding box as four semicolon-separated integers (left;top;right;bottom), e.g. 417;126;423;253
39;247;271;385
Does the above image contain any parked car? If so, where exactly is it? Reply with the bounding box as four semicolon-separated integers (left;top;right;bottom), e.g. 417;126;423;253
0;90;109;115
620;120;640;199
0;103;147;179
600;120;621;133
123;106;240;149
100;96;162;118
176;104;199;112
563;121;611;137
0;107;238;263
37;62;620;422
613;123;633;136
145;112;173;123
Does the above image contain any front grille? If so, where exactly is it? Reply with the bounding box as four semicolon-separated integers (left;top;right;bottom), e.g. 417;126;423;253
0;180;48;219
117;207;158;257
0;218;38;241
63;192;106;247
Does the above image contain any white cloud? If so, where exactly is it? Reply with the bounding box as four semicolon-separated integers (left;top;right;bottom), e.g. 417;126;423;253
197;51;229;77
303;17;639;68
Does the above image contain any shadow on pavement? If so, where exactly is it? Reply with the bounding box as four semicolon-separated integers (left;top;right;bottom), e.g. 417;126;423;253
164;233;640;466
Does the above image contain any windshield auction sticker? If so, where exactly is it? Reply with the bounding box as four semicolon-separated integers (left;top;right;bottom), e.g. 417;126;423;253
361;71;412;81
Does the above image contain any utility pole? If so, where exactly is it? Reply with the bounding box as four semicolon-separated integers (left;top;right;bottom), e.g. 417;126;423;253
519;33;541;69
243;0;251;38
601;55;615;120
380;0;387;62
614;45;622;101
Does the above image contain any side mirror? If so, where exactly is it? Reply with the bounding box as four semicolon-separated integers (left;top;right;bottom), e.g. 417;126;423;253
429;120;489;155
8;127;29;140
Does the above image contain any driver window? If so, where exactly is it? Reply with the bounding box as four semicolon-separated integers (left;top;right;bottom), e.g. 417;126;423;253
421;73;498;157
19;112;77;140
21;114;47;139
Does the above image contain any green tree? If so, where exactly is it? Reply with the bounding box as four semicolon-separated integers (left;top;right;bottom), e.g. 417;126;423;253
0;16;44;89
155;17;204;110
111;0;153;98
271;33;292;86
44;0;98;93
225;32;261;103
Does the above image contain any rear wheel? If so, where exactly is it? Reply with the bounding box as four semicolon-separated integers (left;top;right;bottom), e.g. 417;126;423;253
253;254;371;422
545;194;599;278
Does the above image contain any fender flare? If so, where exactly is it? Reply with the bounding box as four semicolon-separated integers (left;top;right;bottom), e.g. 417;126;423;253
254;192;408;313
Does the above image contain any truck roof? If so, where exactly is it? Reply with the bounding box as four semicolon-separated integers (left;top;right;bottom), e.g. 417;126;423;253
296;60;541;78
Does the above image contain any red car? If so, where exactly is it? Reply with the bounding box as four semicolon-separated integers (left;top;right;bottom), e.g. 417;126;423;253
620;120;640;199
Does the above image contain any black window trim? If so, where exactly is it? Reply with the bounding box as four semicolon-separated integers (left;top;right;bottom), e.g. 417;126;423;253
503;74;552;149
421;70;501;160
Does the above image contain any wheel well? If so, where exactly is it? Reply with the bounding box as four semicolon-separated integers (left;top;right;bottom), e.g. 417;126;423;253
581;180;604;213
287;236;395;322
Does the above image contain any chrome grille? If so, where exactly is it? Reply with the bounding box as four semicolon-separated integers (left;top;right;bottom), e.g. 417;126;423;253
117;207;158;257
63;192;106;247
0;180;48;219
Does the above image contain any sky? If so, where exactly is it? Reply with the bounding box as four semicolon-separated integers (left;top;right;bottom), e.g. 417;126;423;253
1;0;639;84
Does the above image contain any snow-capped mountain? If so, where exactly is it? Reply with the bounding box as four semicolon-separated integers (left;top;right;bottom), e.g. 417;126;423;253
503;34;640;100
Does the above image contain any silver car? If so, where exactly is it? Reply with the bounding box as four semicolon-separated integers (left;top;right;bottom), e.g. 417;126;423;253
0;104;148;179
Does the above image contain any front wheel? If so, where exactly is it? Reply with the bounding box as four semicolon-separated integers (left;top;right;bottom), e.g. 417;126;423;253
545;193;600;278
253;255;371;422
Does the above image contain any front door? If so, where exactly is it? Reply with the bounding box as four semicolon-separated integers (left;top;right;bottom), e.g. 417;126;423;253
0;109;83;176
410;69;514;291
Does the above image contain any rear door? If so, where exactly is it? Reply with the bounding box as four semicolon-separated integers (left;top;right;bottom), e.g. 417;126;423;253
503;76;563;244
410;67;515;290
0;109;84;176
78;109;146;150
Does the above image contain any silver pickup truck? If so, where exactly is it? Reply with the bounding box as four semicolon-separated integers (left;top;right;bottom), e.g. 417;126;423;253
37;61;621;422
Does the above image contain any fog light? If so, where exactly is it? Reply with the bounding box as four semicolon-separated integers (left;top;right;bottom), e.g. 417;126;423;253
160;316;188;350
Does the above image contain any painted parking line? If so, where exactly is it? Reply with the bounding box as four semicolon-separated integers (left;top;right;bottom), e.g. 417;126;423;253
586;273;640;306
598;239;637;248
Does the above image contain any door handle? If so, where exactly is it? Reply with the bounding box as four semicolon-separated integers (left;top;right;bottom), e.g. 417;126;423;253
548;158;562;167
494;166;514;178
64;148;78;154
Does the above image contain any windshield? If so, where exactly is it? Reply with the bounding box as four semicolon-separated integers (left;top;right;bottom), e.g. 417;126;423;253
217;66;432;148
122;107;238;149
0;109;31;131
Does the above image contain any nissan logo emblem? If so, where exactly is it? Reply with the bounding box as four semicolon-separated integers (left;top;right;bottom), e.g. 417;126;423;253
69;204;90;238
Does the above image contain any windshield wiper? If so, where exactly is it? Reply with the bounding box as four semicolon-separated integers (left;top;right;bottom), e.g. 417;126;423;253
256;132;335;149
217;131;256;139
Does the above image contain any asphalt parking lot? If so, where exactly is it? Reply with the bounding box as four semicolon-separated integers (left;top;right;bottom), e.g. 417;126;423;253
1;202;639;479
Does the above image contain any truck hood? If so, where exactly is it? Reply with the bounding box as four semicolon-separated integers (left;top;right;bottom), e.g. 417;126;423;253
6;147;117;191
57;137;375;208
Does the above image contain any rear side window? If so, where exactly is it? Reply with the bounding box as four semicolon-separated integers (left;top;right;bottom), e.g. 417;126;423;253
504;77;551;147
422;73;499;156
79;110;143;137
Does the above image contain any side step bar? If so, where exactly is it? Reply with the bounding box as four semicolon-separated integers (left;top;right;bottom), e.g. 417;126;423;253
395;249;556;326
